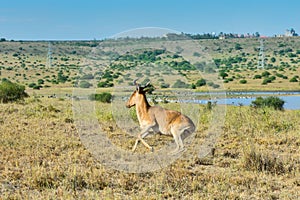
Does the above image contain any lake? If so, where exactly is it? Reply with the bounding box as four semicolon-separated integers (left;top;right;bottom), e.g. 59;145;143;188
193;91;300;110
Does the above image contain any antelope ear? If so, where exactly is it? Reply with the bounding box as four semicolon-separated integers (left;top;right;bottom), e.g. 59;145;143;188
134;78;140;91
136;84;140;92
143;87;150;92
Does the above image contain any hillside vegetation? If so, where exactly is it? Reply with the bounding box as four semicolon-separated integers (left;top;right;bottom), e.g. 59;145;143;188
0;37;299;94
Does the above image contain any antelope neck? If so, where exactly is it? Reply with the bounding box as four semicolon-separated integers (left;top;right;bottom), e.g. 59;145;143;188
136;94;151;122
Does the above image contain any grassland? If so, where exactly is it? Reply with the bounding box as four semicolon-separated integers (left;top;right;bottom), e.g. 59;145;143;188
0;37;300;199
0;97;299;199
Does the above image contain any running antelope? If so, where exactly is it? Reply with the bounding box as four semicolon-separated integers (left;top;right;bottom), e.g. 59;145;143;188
126;80;195;154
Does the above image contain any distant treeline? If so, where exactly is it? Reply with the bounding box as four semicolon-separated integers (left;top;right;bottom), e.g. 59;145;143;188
166;32;261;40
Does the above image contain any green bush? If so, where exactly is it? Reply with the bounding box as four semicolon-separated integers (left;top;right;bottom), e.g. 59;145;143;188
219;71;228;79
289;76;298;82
253;74;262;79
239;79;247;84
88;92;112;103
33;85;42;90
172;79;189;88
160;83;170;88
0;79;29;103
28;82;37;88
38;79;45;85
79;81;92;88
262;71;271;77
251;96;285;110
97;81;114;88
270;57;276;63
195;78;206;87
226;77;234;82
212;83;220;89
262;77;274;85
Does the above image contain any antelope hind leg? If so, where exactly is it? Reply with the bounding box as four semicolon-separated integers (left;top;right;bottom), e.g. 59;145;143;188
169;131;185;155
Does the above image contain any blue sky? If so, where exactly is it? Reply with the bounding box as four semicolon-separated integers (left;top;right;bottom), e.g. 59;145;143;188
0;0;299;40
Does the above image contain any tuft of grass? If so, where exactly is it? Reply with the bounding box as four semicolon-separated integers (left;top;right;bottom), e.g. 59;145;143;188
243;146;286;174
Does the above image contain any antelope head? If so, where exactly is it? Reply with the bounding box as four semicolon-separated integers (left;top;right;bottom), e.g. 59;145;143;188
126;79;151;108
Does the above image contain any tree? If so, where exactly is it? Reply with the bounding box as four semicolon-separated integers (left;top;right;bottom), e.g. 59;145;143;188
219;71;229;79
251;96;285;110
0;79;29;103
57;71;68;83
270;57;276;63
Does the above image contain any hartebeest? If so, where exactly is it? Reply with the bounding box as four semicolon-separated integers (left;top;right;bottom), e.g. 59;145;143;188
126;80;195;154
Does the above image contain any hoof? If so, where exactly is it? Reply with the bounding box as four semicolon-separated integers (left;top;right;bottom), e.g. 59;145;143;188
150;147;154;152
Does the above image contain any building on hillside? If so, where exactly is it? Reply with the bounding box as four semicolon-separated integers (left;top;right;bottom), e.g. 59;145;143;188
285;28;298;37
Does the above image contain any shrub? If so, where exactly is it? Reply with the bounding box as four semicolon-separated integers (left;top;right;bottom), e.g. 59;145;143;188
33;85;42;90
262;78;273;85
262;71;271;77
79;81;92;88
97;81;114;88
172;80;189;88
57;71;68;83
195;78;206;87
253;74;262;79
235;43;243;50
270;57;276;63
38;79;45;85
0;80;29;103
160;83;170;88
89;92;112;103
212;84;220;89
193;52;201;57
81;73;94;80
190;83;196;89
251;96;285;110
239;79;247;84
207;81;214;87
289;76;298;82
28;82;37;88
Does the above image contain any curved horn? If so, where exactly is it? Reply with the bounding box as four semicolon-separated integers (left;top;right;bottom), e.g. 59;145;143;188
145;81;151;87
133;78;139;86
133;78;140;90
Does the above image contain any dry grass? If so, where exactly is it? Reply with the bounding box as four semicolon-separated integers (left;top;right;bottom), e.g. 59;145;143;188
0;98;299;199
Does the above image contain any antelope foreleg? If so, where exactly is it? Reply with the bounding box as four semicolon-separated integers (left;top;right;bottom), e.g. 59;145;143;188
132;127;154;152
132;134;153;152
